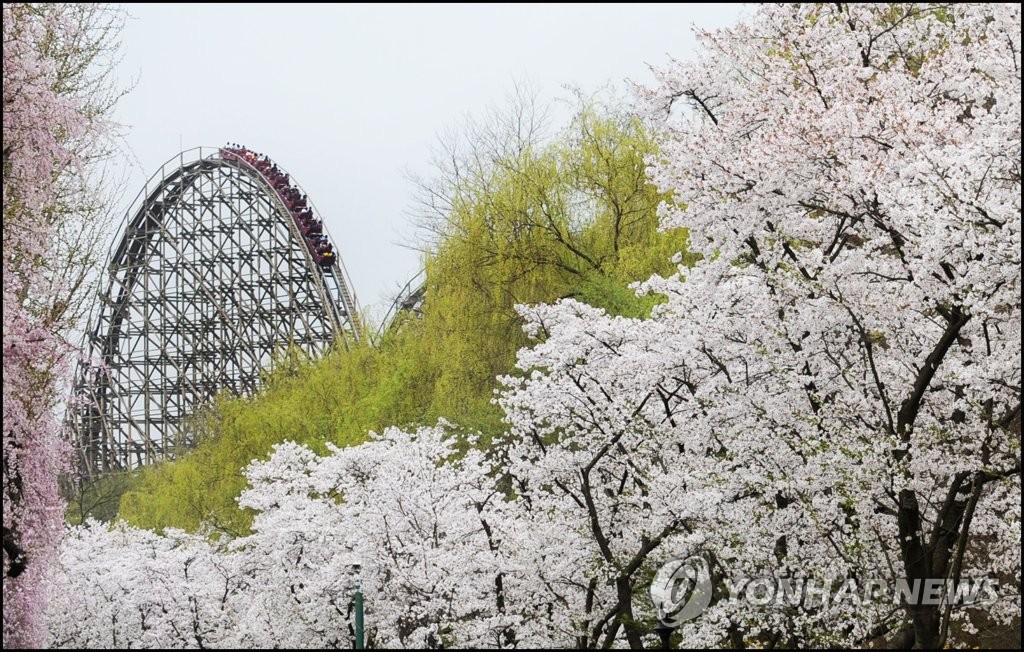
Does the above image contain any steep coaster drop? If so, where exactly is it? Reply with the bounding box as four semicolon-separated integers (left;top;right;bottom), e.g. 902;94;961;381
67;146;360;477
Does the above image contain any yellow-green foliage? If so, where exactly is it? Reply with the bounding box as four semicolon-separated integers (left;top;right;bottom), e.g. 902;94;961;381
115;103;693;534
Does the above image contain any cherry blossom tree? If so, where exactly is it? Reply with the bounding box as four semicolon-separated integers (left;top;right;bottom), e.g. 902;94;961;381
46;522;241;648
491;2;1021;648
47;426;516;649
559;3;1016;647
241;426;517;648
493;302;714;647
498;297;903;647
3;4;123;646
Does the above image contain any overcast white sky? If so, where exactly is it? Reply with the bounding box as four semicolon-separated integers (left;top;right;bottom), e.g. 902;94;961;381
112;3;747;318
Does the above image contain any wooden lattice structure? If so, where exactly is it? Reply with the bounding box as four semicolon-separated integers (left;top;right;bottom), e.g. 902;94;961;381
67;147;360;477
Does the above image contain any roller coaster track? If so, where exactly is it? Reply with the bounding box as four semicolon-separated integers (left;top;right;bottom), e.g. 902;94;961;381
67;147;359;477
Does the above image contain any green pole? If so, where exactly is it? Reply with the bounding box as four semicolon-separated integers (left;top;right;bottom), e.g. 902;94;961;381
354;582;364;650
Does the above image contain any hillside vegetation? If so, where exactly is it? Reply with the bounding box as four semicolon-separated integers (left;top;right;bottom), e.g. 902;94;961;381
110;101;694;534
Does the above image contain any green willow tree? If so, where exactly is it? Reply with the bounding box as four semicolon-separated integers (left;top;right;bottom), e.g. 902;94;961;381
418;99;691;434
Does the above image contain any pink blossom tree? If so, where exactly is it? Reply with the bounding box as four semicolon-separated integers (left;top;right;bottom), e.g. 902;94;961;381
3;4;123;647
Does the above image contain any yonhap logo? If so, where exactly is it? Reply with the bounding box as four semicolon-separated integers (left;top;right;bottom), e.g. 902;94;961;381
649;557;1003;626
650;555;714;625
